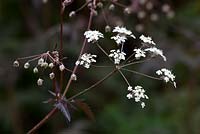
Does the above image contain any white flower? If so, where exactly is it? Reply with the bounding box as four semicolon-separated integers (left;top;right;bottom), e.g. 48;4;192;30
133;48;146;59
127;85;148;108
75;53;97;69
156;68;176;88
140;35;156;45
37;78;44;86
141;102;145;108
24;62;30;69
127;93;133;99
127;86;133;91
84;30;104;43
109;49;126;64
33;67;39;73
59;64;65;71
111;26;135;45
145;47;166;61
111;34;127;45
13;60;19;67
49;72;55;80
112;26;136;38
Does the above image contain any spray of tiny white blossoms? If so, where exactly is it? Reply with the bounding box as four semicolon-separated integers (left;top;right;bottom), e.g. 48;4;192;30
156;68;176;88
145;47;166;61
127;86;149;108
75;53;97;68
111;26;136;45
84;30;104;43
109;49;126;64
140;35;156;45
133;48;146;59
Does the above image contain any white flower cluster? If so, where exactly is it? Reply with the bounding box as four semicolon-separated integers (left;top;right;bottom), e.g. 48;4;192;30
127;86;149;108
145;47;166;61
133;48;146;59
84;30;104;43
140;35;156;45
109;49;126;64
156;68;176;88
75;53;97;68
111;26;136;45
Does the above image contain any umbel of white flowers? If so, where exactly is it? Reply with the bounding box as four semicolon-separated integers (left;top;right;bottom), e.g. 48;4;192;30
127;86;149;108
75;53;97;68
156;68;176;88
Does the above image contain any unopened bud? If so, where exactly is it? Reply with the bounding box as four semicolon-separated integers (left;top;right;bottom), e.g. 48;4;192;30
33;67;39;73
69;11;76;18
48;63;54;69
105;25;111;32
59;64;65;71
24;62;30;69
71;74;77;81
97;2;103;8
124;8;131;15
37;78;44;86
49;72;55;80
109;4;115;11
13;60;19;67
38;58;44;65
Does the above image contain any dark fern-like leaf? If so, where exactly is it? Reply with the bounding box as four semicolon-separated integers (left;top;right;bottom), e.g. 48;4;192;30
74;99;95;121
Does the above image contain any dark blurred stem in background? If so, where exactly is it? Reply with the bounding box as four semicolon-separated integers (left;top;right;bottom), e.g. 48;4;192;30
60;0;64;93
7;69;23;134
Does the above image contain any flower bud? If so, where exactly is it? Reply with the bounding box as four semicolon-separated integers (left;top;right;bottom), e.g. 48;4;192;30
69;11;76;18
48;63;54;69
105;25;111;32
109;4;115;11
71;74;77;81
37;78;44;86
13;60;19;67
33;67;39;73
124;8;131;15
49;72;55;80
38;58;44;65
59;64;65;71
24;62;30;69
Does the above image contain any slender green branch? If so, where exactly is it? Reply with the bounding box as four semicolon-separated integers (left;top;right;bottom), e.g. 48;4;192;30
121;58;152;68
62;0;97;98
27;108;58;134
96;43;113;63
91;65;113;68
117;69;130;86
121;68;162;81
69;69;117;100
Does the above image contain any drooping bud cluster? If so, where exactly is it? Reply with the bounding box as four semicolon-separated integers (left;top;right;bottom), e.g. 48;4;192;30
13;50;71;86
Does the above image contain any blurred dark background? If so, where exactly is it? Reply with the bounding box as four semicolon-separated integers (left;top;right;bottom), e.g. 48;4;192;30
0;0;200;134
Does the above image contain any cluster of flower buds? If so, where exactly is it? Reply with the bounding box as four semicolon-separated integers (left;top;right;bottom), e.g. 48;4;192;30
13;50;70;86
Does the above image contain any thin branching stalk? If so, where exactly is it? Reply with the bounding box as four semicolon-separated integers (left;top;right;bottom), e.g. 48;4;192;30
27;108;58;134
68;68;117;100
60;0;64;91
96;43;113;62
118;69;130;86
62;0;97;98
121;68;162;80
